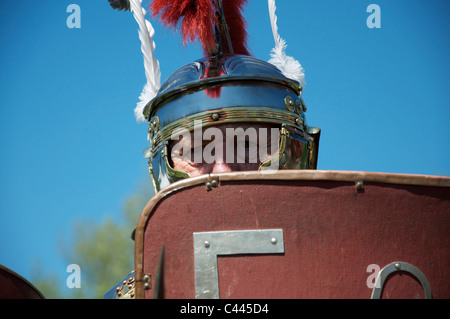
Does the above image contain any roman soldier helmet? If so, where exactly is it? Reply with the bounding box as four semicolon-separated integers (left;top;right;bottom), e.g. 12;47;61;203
109;0;321;191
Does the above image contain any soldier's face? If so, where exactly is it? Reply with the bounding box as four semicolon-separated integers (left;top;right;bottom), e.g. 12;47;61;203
169;123;280;177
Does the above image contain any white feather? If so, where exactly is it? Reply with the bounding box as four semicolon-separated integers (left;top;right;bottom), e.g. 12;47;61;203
267;0;305;88
130;0;161;123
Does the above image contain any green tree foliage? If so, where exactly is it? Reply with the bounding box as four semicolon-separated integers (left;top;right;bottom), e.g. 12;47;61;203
31;183;153;299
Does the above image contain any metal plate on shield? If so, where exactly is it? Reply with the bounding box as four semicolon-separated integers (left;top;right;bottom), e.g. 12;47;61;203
193;229;285;299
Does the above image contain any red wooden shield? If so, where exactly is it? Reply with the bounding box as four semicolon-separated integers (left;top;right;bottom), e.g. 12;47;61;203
0;265;44;299
134;170;450;299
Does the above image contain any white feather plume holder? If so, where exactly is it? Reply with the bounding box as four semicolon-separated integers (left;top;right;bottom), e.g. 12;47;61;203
267;0;305;90
130;0;161;123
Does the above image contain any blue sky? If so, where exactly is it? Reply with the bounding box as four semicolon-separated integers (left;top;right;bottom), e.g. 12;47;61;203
0;0;449;295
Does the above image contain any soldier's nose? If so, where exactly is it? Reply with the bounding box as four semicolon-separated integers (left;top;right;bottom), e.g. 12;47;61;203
211;162;233;173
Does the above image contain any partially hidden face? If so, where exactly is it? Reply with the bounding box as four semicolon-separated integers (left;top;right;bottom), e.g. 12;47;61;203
168;123;280;177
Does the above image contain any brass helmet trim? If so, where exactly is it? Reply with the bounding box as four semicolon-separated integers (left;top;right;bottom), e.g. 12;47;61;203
148;106;306;156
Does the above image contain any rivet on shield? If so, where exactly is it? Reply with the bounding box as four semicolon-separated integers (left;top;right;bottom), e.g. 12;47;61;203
355;181;364;190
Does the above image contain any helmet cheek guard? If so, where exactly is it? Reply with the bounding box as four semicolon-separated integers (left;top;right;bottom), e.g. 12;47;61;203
143;55;321;191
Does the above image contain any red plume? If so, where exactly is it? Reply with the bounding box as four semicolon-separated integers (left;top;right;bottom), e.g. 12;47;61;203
221;0;249;56
149;0;249;56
